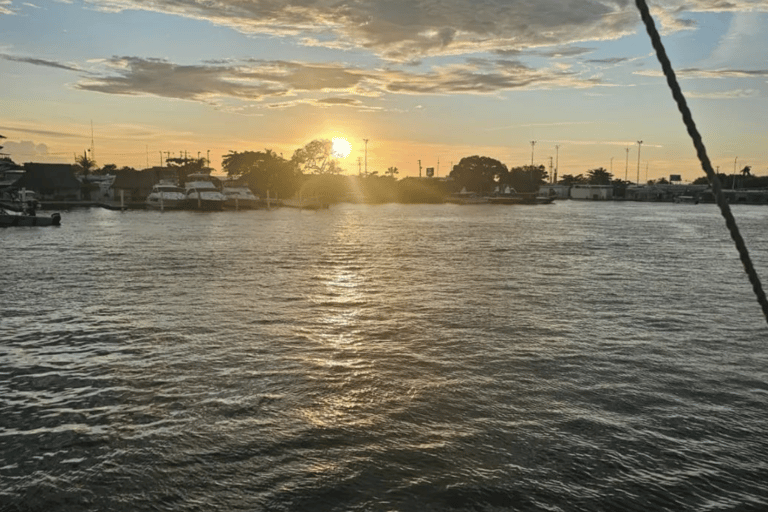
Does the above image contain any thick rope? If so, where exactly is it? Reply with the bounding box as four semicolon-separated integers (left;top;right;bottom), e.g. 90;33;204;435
634;0;768;325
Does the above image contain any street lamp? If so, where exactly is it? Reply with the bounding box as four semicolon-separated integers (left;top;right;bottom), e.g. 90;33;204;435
636;140;643;185
363;139;369;176
530;140;536;167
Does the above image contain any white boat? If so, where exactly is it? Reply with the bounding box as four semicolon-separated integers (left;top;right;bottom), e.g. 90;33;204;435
183;173;226;211
145;182;186;209
222;185;261;209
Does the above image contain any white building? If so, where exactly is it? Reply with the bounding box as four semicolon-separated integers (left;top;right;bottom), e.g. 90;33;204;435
570;184;613;200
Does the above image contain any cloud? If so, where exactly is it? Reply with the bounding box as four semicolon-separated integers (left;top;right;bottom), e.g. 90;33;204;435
71;56;605;109
0;0;16;15
78;0;768;62
0;53;84;72
586;57;630;65
635;67;768;78
77;0;644;61
1;140;56;161
687;88;759;98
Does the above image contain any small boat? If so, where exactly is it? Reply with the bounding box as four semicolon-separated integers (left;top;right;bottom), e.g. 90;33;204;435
1;205;61;227
446;188;490;204
222;185;261;209
489;187;555;205
146;182;186;210
182;173;226;211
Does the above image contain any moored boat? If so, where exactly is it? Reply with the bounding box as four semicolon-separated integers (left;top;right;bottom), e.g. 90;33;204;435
182;173;226;211
146;182;186;209
222;184;260;209
1;206;61;227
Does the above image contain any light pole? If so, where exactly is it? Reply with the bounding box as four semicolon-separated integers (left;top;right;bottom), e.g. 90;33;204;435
530;140;536;167
625;147;629;182
636;140;643;185
555;145;559;184
363;138;369;176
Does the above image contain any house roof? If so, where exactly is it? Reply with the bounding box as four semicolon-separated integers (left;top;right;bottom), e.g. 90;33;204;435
16;163;81;190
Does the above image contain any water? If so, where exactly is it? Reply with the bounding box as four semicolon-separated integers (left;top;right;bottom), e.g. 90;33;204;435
2;201;767;511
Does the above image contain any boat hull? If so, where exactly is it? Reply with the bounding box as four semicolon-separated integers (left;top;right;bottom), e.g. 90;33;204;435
182;198;225;211
1;213;61;227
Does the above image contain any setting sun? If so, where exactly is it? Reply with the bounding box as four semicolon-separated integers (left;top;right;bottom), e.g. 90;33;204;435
331;137;352;159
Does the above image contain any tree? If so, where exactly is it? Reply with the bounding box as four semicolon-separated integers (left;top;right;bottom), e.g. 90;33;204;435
449;156;508;194
385;166;399;178
222;149;300;199
291;139;343;175
166;156;209;185
586;167;613;185
97;163;118;175
558;174;586;186
506;165;547;193
75;151;97;177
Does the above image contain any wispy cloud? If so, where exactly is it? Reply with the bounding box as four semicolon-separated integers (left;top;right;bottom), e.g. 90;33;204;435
635;67;768;78
0;0;16;15
0;52;84;72
688;88;759;99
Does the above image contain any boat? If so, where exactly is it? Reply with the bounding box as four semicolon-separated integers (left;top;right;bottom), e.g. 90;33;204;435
145;182;187;210
222;184;261;209
446;188;490;204
182;173;226;211
1;204;61;227
489;187;555;205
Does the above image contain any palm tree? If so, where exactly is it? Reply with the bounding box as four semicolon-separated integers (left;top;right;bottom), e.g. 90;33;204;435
75;151;97;177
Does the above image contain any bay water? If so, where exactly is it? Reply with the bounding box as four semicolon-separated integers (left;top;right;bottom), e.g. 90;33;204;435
2;201;767;511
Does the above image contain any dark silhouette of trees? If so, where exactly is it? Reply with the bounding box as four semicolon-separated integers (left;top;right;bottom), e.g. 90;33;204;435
98;164;118;175
291;139;343;175
75;151;97;177
558;174;586;186
586;167;613;185
505;165;547;193
166;156;209;186
386;166;399;178
222;150;300;199
449;156;508;194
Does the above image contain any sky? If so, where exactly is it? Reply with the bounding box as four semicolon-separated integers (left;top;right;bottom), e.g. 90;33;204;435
1;0;767;182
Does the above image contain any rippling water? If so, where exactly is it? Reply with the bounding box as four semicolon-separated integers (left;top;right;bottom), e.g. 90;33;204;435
2;202;768;511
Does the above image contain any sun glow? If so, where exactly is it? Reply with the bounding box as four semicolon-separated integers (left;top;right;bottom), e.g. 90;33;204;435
331;137;352;159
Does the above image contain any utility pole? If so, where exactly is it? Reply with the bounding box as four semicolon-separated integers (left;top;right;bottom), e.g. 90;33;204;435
437;157;440;177
530;140;536;167
555;145;559;184
418;159;422;178
358;157;362;176
625;147;629;182
636;140;643;185
363;139;369;176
